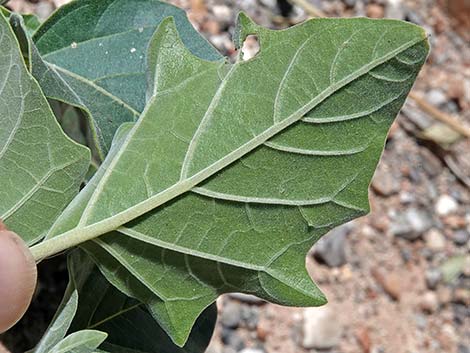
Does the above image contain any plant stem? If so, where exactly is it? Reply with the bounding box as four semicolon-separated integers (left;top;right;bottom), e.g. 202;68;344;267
30;223;108;262
30;179;190;262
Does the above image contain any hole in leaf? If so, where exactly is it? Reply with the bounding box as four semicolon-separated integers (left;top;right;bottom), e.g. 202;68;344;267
241;35;260;61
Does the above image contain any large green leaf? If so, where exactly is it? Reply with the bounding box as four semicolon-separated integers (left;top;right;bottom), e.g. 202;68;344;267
36;14;429;346
66;250;216;353
0;12;89;245
30;0;221;158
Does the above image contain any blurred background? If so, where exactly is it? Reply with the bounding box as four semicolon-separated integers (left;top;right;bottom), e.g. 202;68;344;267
1;0;469;353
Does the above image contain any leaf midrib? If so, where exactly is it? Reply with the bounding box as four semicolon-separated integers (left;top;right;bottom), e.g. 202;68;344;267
101;35;422;215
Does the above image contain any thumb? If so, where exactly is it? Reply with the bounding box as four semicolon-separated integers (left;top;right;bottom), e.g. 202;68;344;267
0;225;37;333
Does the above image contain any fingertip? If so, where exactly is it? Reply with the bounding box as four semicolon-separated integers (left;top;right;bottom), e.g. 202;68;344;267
0;230;37;333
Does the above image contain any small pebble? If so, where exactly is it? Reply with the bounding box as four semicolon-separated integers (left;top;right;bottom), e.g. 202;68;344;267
302;306;342;349
391;208;434;240
312;223;351;267
212;5;232;23
372;269;401;301
452;230;469;246
221;328;245;351
420;291;439;313
426;89;448;106
221;302;242;329
385;0;405;19
366;3;384;18
435;195;459;216
425;268;442;290
372;164;400;196
239;349;265;353
424;229;446;252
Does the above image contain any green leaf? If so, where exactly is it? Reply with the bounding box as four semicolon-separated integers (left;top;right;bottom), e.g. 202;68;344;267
32;280;107;353
36;14;429;345
30;0;222;158
49;330;107;353
21;13;40;35
0;12;90;245
34;291;79;353
66;250;216;353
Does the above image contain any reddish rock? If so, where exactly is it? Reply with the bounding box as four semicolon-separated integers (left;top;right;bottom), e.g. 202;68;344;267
366;4;384;18
420;292;439;313
256;325;268;342
355;327;372;353
371;269;401;301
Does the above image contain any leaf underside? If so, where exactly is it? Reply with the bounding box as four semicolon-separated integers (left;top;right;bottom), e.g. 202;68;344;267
30;0;221;158
43;10;428;347
0;12;89;245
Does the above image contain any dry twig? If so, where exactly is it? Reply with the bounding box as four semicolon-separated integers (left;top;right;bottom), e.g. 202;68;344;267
289;0;326;17
409;92;470;138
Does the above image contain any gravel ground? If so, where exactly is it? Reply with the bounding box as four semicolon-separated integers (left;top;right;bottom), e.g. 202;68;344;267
1;1;469;353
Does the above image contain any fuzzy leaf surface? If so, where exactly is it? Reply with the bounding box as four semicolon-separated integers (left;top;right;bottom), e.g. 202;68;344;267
0;12;89;245
47;14;428;345
30;0;221;157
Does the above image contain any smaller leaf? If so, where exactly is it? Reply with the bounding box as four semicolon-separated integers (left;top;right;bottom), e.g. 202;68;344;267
49;330;107;353
34;291;79;353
